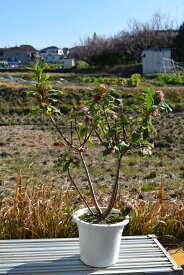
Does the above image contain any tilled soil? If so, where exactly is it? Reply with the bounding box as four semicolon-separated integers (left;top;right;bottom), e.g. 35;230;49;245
0;107;184;202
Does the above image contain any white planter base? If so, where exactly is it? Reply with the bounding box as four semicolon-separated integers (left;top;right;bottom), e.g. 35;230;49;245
73;207;129;267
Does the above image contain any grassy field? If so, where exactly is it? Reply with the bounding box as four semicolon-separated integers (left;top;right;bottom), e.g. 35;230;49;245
0;71;184;242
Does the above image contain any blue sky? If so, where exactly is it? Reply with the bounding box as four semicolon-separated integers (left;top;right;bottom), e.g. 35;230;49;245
1;0;184;49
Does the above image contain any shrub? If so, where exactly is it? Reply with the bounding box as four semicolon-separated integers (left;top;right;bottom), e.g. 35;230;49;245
152;73;184;86
80;73;141;86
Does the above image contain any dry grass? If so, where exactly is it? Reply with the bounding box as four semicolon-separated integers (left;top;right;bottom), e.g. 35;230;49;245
0;177;183;241
126;200;184;242
117;184;184;243
0;175;78;239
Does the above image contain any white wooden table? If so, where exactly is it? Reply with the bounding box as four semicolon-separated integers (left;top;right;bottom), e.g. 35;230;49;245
0;235;183;275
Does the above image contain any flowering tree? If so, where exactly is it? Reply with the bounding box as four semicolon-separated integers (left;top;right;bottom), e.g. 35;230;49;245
28;59;171;221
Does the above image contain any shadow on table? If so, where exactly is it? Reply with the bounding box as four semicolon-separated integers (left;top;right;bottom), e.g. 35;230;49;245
6;255;100;274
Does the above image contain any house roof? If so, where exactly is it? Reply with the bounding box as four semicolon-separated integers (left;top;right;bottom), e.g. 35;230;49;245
40;46;60;50
6;45;37;52
19;45;37;51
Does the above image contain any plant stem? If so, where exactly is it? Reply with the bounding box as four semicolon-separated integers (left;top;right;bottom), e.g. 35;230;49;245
70;121;73;145
79;152;102;216
101;156;122;218
102;145;131;218
74;117;82;146
103;106;111;130
67;170;94;215
49;116;77;151
81;128;93;147
94;129;104;143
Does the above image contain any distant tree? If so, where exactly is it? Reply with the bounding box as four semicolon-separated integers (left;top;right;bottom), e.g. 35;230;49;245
115;12;175;62
73;34;114;65
173;22;184;61
73;12;176;66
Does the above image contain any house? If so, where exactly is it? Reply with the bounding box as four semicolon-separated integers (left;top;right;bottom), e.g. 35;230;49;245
63;58;75;68
142;48;172;74
39;46;65;63
0;48;4;61
3;45;39;64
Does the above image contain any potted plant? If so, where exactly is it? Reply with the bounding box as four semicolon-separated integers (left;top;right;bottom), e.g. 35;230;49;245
27;58;171;267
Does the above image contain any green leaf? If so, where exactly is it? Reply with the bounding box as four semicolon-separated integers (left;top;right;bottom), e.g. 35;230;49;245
100;142;109;148
58;155;67;165
103;97;110;106
114;149;121;158
119;141;129;147
107;110;116;114
137;116;143;122
72;157;80;168
143;128;149;140
159;102;172;113
116;98;123;104
146;93;153;108
129;104;138;109
141;86;155;95
131;131;141;143
117;115;129;125
103;149;110;156
79;127;88;138
51;106;61;114
107;128;116;138
63;162;70;172
32;106;40;111
121;208;131;217
87;139;94;148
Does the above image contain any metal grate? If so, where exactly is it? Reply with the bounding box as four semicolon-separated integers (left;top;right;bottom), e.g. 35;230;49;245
0;235;183;274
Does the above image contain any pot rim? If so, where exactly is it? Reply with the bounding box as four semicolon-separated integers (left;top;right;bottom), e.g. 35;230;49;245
73;207;130;228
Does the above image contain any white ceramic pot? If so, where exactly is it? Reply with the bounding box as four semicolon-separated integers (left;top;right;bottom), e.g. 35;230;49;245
73;207;129;267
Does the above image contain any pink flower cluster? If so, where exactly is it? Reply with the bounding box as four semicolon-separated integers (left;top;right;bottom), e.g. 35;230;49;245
154;90;164;104
79;106;89;113
126;199;137;210
151;105;159;116
151;90;164;117
100;84;107;90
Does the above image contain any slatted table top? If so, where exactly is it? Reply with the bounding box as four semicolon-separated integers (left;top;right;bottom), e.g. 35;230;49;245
0;235;183;275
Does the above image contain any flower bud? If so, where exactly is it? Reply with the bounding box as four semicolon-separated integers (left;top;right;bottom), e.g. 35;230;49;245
109;146;115;154
150;143;154;149
110;112;118;120
84;115;90;124
93;95;101;101
73;106;78;111
39;87;47;94
53;142;63;147
100;84;107;90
